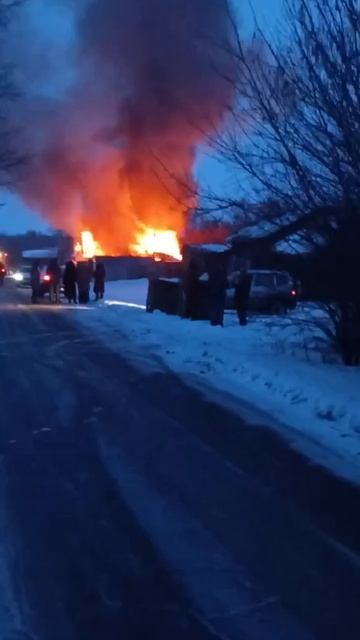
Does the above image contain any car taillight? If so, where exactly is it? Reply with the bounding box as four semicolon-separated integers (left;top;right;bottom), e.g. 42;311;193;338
0;268;5;273
291;289;297;296
43;274;51;282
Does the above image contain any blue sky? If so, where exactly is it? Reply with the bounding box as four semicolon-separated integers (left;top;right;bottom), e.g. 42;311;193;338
0;0;283;234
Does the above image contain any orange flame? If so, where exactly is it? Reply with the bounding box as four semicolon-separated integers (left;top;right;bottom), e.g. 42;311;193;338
75;230;104;259
130;226;182;261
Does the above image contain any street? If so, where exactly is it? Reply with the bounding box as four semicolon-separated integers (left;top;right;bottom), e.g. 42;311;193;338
0;282;359;640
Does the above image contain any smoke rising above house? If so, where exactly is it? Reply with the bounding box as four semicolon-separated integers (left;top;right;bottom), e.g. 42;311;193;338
16;0;237;256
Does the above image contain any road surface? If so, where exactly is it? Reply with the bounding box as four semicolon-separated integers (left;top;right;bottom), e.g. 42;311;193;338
0;282;359;640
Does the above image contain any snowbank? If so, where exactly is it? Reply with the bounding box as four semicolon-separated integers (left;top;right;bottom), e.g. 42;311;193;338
105;279;148;308
75;279;360;483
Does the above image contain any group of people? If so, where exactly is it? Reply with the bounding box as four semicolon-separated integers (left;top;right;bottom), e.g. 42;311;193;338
184;259;252;328
63;259;106;304
31;258;106;305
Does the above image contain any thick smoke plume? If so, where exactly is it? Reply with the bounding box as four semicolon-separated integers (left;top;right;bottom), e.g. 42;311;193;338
17;0;236;253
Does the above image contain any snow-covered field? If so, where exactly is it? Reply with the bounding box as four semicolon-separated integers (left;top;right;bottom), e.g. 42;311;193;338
75;279;360;483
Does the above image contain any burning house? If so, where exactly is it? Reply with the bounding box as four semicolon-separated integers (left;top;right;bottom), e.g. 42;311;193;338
14;0;236;264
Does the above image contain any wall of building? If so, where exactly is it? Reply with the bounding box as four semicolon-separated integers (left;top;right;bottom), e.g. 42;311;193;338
98;256;182;281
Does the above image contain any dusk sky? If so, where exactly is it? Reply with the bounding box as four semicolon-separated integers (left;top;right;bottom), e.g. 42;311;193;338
0;0;283;234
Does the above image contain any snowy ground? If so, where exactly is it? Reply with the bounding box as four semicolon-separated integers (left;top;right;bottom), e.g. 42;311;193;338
75;279;360;484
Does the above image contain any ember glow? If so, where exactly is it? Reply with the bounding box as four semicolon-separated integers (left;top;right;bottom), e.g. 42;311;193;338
130;227;182;261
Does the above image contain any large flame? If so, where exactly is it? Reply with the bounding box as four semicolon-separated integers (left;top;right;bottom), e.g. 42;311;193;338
75;227;182;262
130;226;182;261
75;230;104;259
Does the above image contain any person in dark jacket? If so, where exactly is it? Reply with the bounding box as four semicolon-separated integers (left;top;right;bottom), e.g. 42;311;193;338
234;266;252;326
30;260;41;304
47;258;62;303
63;260;77;304
208;260;227;327
77;261;92;304
94;262;106;300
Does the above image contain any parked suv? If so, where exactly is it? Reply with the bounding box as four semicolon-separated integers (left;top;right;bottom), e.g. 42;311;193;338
14;264;63;297
226;270;298;314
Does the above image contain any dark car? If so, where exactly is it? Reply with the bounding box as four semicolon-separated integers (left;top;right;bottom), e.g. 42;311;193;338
0;262;6;285
226;270;298;314
14;264;64;297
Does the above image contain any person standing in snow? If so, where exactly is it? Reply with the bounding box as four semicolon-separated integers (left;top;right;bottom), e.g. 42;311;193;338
30;260;41;304
63;259;77;304
47;258;62;304
77;260;93;304
234;264;252;326
94;262;106;300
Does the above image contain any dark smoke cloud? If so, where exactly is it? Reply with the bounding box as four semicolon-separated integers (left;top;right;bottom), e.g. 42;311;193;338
14;0;237;252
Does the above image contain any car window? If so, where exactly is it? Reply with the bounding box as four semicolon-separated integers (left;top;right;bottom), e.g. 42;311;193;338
253;273;275;288
277;273;290;286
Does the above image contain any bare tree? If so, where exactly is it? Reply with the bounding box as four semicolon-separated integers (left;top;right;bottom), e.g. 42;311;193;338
0;0;25;188
213;0;360;365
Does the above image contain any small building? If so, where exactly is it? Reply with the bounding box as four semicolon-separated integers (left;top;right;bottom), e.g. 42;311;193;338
182;243;231;279
97;256;182;282
146;243;231;318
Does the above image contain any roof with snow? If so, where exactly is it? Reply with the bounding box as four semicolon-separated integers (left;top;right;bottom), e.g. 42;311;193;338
275;235;314;254
187;243;231;254
230;212;296;243
229;210;322;255
22;248;59;259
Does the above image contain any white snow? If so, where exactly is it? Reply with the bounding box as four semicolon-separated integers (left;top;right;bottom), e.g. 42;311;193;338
105;278;148;308
75;279;360;483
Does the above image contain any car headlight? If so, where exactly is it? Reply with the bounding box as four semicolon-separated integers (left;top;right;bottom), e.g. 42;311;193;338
13;272;24;282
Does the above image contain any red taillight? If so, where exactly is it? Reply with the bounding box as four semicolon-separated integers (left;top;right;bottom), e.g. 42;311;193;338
0;268;5;273
291;289;297;296
43;274;51;282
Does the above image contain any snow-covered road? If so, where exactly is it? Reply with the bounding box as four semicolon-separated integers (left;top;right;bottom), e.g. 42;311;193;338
75;279;360;484
0;281;359;639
